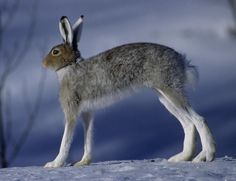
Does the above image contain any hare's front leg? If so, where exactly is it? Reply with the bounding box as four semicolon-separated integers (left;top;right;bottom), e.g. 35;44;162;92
44;114;76;168
74;111;93;167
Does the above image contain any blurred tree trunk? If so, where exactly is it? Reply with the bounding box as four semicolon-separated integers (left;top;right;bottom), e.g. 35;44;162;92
0;0;45;168
228;0;236;36
0;99;7;167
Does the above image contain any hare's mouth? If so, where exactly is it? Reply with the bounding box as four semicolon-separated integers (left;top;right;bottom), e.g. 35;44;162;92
42;59;49;68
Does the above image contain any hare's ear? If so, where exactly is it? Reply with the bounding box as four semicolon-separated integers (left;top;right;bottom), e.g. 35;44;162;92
72;15;84;49
59;16;73;45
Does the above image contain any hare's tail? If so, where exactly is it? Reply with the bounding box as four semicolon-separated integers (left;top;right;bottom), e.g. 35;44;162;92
184;59;199;89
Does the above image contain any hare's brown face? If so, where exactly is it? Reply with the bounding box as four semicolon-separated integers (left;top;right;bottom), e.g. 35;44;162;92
43;44;77;71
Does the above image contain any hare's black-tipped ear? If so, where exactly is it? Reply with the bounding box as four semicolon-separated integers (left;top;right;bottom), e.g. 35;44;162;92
72;15;84;49
59;16;73;45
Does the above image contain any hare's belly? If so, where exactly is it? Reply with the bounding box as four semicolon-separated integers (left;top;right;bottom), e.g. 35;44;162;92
80;84;147;111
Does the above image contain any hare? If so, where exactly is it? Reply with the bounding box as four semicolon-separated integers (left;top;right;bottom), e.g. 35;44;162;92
43;15;216;168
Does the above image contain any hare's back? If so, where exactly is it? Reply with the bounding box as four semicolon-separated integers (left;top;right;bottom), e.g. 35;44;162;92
99;42;185;70
93;43;186;88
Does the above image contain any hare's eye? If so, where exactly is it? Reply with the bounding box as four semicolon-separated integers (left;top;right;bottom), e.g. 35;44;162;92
51;48;61;56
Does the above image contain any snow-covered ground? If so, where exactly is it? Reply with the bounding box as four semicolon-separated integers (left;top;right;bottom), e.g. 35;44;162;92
0;157;235;181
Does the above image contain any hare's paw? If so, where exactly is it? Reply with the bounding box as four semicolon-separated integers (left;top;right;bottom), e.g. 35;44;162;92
168;151;193;162
193;142;216;162
44;160;64;168
74;158;91;167
192;150;215;162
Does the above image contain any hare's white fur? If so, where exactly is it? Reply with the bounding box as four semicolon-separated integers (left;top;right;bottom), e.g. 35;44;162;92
43;16;216;168
57;66;70;82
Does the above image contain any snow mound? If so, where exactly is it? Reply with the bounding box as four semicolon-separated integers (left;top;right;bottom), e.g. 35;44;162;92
0;157;235;181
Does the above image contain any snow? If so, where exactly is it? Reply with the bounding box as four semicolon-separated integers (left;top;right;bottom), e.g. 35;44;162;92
0;157;236;181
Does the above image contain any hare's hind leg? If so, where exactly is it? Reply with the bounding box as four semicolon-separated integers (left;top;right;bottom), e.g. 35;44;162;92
74;111;93;167
188;109;216;162
157;88;215;162
156;88;196;162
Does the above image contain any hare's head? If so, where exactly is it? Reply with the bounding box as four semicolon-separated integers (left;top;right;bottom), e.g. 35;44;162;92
43;16;84;71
